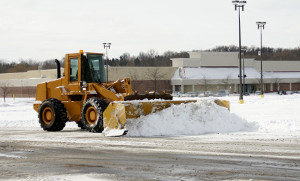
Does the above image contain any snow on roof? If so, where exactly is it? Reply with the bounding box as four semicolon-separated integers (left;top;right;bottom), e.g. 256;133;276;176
264;71;300;79
172;67;300;80
172;67;261;80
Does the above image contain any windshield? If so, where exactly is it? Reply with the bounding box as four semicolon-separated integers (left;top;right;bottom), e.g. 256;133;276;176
82;54;106;83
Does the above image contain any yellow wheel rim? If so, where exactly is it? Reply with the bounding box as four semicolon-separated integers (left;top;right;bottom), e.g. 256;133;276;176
42;107;54;125
86;106;97;125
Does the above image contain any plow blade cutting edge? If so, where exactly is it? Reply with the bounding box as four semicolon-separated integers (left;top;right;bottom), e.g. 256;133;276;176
103;99;230;135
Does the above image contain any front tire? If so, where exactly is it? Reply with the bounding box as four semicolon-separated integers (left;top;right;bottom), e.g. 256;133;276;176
76;121;85;130
81;97;108;133
38;98;68;131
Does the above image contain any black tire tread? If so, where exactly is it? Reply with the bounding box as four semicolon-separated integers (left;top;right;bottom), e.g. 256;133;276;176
38;98;68;131
76;121;85;130
81;97;108;133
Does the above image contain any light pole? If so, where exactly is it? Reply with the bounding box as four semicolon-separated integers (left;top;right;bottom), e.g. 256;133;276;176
242;49;247;95
232;0;246;104
103;42;111;83
256;21;266;97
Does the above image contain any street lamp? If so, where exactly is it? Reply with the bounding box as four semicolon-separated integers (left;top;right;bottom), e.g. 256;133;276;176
103;42;111;83
232;0;246;104
242;49;247;95
256;21;266;98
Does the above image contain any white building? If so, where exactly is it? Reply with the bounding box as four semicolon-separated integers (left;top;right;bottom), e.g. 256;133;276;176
171;52;300;93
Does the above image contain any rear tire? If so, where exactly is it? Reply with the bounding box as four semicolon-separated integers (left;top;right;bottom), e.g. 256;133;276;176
76;121;85;130
38;98;67;131
81;97;108;133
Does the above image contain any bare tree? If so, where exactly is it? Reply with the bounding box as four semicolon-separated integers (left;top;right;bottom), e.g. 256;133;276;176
138;49;158;67
0;81;11;102
147;49;158;59
42;59;57;70
145;68;167;92
256;78;265;92
128;70;142;92
119;53;132;66
201;74;209;92
274;78;281;92
221;74;231;90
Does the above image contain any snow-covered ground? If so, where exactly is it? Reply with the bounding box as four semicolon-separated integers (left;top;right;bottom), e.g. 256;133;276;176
222;94;300;136
0;94;299;138
0;95;299;180
0;98;77;129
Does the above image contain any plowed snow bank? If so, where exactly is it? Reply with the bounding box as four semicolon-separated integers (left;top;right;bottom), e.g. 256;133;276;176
1;95;299;138
126;100;256;137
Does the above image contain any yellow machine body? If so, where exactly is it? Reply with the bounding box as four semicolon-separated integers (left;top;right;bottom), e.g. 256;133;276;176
34;52;132;122
34;51;230;133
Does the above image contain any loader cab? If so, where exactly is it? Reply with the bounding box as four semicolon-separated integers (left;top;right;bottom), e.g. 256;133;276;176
81;53;106;84
65;51;105;88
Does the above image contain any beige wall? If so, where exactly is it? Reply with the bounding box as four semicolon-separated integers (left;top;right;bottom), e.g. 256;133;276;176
0;78;53;87
107;67;177;81
189;51;202;59
172;52;238;68
261;61;300;72
172;52;300;72
172;58;201;67
245;58;300;72
0;69;63;80
0;67;177;87
200;52;238;67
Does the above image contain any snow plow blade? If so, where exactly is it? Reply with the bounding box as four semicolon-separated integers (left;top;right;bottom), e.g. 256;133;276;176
103;99;230;131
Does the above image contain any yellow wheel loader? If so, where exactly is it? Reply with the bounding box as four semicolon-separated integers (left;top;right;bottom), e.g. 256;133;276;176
33;50;230;135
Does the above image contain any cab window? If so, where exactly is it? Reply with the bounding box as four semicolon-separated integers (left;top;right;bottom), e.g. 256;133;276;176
70;58;78;82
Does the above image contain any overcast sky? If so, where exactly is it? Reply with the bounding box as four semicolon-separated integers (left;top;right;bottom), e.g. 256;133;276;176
0;0;299;61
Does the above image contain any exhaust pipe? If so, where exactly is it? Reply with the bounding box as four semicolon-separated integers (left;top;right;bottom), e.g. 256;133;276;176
55;59;61;79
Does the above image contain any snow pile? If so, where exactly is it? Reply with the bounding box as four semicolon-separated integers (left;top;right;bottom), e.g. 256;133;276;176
126;100;256;137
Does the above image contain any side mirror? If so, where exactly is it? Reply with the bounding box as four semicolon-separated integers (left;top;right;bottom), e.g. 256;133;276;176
80;81;87;90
